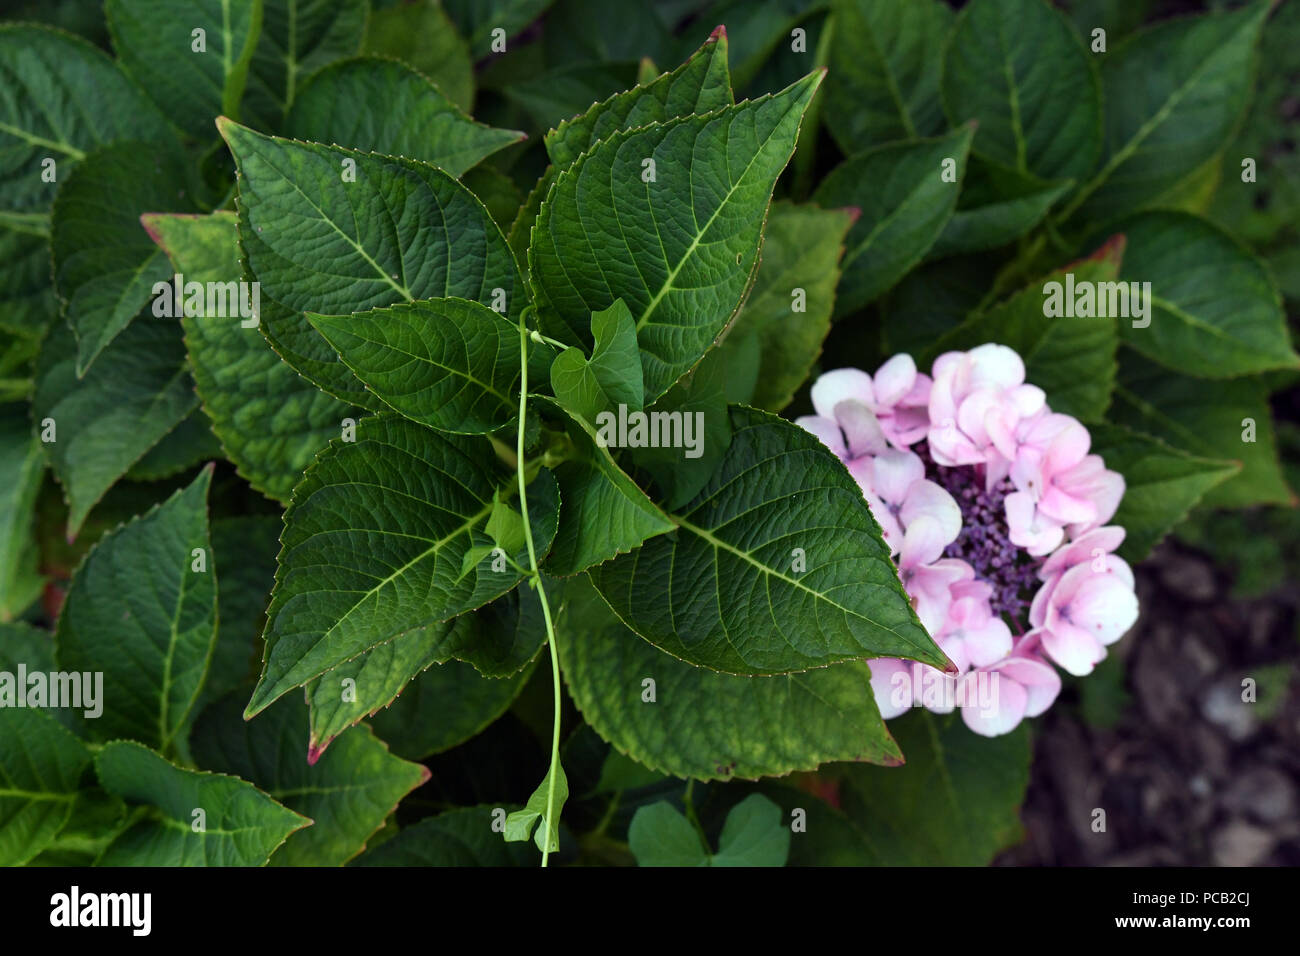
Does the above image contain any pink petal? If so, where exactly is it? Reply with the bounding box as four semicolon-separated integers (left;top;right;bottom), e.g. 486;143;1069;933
1005;491;1065;556
900;479;961;543
869;448;925;505
835;400;888;458
812;368;873;419
963;616;1014;668
899;515;948;570
1040;621;1106;676
967;343;1025;389
868;659;914;719
1039;526;1126;579
796;415;847;460
961;670;1028;737
872;353;917;407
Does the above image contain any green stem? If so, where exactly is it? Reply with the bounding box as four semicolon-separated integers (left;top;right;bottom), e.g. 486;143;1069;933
516;309;563;868
682;779;710;854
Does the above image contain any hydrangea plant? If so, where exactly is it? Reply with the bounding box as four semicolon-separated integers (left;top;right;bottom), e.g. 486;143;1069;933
0;0;1294;869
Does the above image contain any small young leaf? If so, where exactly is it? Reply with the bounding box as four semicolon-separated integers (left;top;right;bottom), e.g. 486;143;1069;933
711;793;790;867
94;740;309;866
56;467;216;751
627;801;707;867
550;299;644;424
504;762;569;853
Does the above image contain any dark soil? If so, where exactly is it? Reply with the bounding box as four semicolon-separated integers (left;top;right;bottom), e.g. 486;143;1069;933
995;541;1300;866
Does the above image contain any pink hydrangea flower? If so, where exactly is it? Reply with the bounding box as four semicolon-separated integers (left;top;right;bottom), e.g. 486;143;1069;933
800;343;1136;737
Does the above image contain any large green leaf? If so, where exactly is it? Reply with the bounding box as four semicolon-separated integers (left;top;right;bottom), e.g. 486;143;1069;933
545;28;733;169
0;24;171;215
1111;352;1293;509
51;143;194;373
557;576;901;781
537;399;675;577
443;0;552;57
56;468;216;751
285;57;522;178
1068;1;1269;222
308;297;546;435
1111;211;1299;379
106;0;263;140
941;0;1100;181
1088;423;1238;562
529;71;822;402
247;415;559;717
0;224;57;339
589;406;949;675
350;806;538;866
0;404;44;621
0;707;90;866
143;211;352;502
32;316;196;536
823;0;952;154
837;710;1031;865
220;119;523;407
361;0;474;112
94;740;308;866
192;693;429;866
814;127;972;316
242;0;367;129
717;201;853;411
918;238;1124;422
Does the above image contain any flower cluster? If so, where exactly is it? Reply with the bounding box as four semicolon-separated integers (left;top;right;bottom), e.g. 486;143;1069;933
797;344;1139;737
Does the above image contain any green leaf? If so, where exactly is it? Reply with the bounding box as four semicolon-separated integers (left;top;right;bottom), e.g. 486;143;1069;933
143;211;352;502
33;316;196;536
0;225;57;339
557;576;901;781
286;57;523;178
627;801;707;866
823;0;953;153
881;254;1000;356
361;0;475;112
126;410;222;482
242;0;367;129
50;143;195;373
537;398;675;577
941;0;1100;181
628;793;789;866
918;238;1124;422
927;157;1073;260
1088;423;1238;563
837;710;1031;865
55;468;216;751
443;0;552;57
247;415;559;717
529;71;823;403
1068;1;1269;222
588;406;949;675
206;515;281;707
308;298;545;435
545;28;733;170
813;127;972;316
369;655;537;761
712;792;790;866
463;166;523;233
0;707;90;866
94;740;308;865
1111;352;1293;509
220;119;523;407
351;806;538;866
550;299;644;425
106;0;264;140
1111;211;1299;378
717;201;853;411
192;692;429;866
0;404;44;621
0;24;172;216
504;761;568;853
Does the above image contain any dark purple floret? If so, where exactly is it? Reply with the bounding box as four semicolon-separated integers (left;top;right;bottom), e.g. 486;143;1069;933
916;441;1041;620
